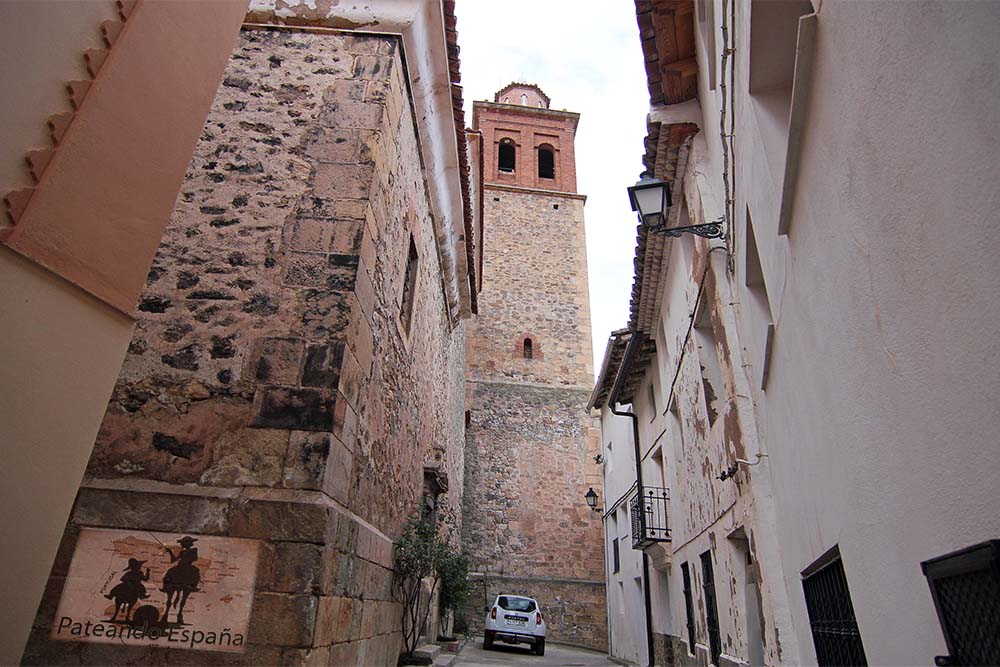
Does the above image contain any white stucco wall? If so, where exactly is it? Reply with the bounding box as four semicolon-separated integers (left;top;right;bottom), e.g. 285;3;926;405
0;248;135;664
722;1;1000;664
600;405;649;666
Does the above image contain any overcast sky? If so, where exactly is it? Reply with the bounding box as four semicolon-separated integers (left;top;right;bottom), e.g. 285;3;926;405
457;1;651;378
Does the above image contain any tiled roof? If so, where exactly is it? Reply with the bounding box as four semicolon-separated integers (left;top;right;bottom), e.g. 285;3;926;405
635;0;698;106
443;0;478;313
493;82;551;107
591;118;698;408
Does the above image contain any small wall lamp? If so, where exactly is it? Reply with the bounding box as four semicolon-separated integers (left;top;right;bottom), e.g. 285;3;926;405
627;173;723;239
584;487;599;512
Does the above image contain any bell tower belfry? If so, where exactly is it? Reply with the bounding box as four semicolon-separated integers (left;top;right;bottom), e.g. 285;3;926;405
462;84;606;649
477;83;579;195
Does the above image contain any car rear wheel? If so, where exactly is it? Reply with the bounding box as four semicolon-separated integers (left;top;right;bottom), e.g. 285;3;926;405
534;638;545;656
483;631;495;650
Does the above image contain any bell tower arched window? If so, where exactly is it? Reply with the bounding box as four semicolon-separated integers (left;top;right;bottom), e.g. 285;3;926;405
538;144;555;180
498;139;515;173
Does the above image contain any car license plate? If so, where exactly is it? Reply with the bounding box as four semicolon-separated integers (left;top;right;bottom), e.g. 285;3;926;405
506;615;527;626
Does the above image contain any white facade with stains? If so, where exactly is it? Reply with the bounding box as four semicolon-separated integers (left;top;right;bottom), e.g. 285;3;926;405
596;0;1000;666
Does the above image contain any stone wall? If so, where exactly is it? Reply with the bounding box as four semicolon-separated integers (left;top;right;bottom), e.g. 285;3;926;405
652;632;683;667
465;188;593;387
24;27;466;666
461;95;606;651
461;380;606;650
463;574;607;652
463;382;603;581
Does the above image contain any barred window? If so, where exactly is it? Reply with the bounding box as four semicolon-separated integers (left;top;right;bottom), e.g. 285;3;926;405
802;550;867;666
701;551;722;665
921;540;1000;667
681;562;696;654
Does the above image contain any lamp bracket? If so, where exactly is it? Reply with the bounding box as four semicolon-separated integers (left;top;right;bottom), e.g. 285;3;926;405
646;217;724;240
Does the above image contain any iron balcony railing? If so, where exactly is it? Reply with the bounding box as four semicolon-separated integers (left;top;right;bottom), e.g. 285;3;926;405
629;486;671;549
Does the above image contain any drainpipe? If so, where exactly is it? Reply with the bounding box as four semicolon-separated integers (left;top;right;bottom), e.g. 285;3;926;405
608;330;655;667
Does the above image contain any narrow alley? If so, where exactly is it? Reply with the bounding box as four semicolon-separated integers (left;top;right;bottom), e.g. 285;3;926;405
1;1;997;666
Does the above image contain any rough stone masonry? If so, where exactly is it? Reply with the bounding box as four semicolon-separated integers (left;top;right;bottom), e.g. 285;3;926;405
24;27;467;666
461;88;607;651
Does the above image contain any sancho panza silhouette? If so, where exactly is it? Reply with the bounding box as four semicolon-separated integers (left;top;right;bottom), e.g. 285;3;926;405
161;536;200;625
104;557;150;622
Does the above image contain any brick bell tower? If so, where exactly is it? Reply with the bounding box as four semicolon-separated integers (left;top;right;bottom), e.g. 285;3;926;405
462;84;606;649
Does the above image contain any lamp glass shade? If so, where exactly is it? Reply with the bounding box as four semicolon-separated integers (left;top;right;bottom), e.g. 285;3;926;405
627;176;670;223
584;487;598;509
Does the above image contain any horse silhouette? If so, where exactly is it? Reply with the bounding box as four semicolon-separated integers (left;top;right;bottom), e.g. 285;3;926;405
104;558;150;622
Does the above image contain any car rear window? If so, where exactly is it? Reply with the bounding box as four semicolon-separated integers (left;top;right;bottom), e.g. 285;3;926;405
497;596;537;612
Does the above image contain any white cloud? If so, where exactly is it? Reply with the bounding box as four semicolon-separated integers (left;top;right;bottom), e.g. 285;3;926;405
458;0;649;379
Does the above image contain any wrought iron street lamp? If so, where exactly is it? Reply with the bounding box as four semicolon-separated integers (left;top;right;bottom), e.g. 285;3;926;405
627;173;723;239
584;487;599;512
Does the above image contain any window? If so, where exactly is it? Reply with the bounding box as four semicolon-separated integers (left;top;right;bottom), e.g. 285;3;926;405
647;382;657;418
701;551;722;666
802;550;867;666
668;395;685;456
749;0;814;187
694;290;724;425
652;447;667;489
537;144;555;179
921;540;1000;667
400;237;418;334
681;562;696;654
746;209;775;389
498;139;515;173
612;537;620;573
522;337;533;359
497;596;537;613
521;93;527;105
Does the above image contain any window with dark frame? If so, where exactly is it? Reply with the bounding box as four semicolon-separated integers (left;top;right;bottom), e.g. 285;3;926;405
538;145;555;179
802;551;868;667
498;139;515;173
921;540;1000;667
400;237;418;334
681;562;696;655
612;538;620;573
701;550;722;666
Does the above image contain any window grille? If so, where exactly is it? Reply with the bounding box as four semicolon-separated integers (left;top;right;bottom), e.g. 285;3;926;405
701;551;722;665
802;554;868;666
921;540;1000;666
681;562;696;654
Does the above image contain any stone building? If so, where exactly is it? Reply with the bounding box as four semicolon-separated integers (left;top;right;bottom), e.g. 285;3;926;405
594;1;1000;666
461;84;607;650
2;1;479;664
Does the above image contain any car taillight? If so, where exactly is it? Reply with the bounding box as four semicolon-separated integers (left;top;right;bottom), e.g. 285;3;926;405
491;607;497;620
536;612;542;624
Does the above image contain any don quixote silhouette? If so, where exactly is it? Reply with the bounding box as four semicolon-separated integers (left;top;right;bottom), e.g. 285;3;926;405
102;535;202;628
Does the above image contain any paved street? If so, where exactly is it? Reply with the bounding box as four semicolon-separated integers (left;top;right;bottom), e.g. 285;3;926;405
455;638;612;667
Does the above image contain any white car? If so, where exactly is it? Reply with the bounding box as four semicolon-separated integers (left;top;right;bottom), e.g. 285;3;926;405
483;594;546;655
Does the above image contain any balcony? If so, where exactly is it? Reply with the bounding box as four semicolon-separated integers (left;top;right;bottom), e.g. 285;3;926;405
629;486;671;549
